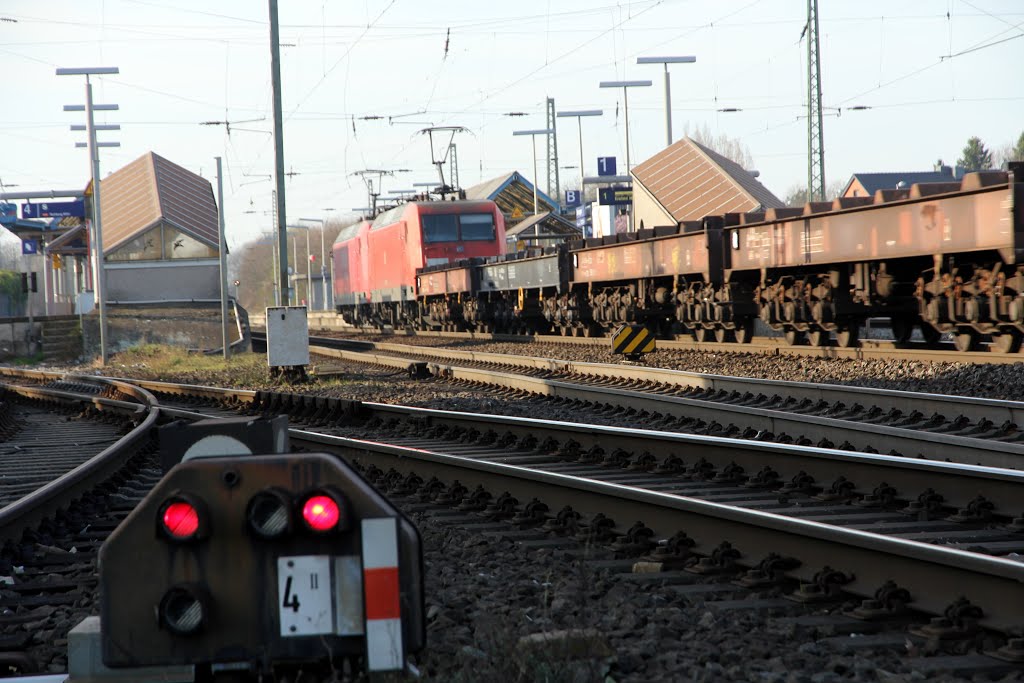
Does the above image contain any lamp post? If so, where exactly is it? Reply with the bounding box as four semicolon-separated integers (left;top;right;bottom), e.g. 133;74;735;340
512;128;555;216
637;56;696;147
555;110;602;191
57;66;119;366
599;80;650;232
598;80;651;175
299;217;327;310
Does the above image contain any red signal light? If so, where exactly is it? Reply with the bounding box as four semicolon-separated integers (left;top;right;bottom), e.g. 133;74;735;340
162;501;199;539
301;494;340;532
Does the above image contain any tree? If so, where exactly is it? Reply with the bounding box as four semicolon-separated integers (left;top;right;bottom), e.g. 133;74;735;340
993;132;1024;169
783;179;847;206
683;123;754;170
957;136;992;172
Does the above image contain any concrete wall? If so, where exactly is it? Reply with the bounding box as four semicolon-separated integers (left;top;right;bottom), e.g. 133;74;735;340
0;318;43;360
81;303;249;357
632;181;676;231
105;260;221;303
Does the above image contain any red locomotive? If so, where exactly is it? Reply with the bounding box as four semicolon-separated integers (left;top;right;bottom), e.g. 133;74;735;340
332;200;505;325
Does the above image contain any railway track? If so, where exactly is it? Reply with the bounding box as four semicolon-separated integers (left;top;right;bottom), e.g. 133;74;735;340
0;368;1022;677
256;332;1024;470
252;314;1024;364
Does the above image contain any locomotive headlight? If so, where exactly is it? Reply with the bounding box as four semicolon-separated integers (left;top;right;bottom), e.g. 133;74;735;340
159;585;207;636
246;488;292;539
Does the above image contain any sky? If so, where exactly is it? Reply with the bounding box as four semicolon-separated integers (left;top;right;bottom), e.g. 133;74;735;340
1;0;1022;250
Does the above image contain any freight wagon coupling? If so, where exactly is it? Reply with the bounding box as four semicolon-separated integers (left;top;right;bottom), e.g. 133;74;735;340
95;417;425;682
611;323;656;362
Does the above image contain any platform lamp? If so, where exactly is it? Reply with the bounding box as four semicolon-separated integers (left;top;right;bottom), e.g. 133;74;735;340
636;56;696;148
512;128;555;216
555;110;602;190
599;79;650;232
57;66;120;366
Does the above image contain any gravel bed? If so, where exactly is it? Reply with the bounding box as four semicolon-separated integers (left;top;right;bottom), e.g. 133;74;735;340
407;507;1017;683
344;335;1024;402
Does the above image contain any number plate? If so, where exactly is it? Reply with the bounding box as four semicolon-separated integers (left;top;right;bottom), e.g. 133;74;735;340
278;555;334;637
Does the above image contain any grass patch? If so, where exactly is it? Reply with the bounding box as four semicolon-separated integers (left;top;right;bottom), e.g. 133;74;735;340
102;345;276;387
10;352;44;366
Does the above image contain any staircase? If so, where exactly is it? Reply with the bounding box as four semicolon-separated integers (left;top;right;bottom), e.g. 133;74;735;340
41;316;81;363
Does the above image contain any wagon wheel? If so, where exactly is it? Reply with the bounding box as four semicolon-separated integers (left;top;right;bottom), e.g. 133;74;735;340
783;329;804;346
714;327;735;343
734;318;755;344
919;323;942;346
890;316;914;343
835;325;859;348
992;330;1022;354
807;329;828;346
694;327;712;343
953;330;978;352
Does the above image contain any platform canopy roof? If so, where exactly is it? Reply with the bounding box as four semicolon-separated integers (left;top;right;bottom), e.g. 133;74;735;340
464;171;558;226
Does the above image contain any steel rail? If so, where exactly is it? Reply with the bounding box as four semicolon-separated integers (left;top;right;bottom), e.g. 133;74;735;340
0;379;160;541
310;335;1024;426
289;430;1024;634
306;343;1024;470
250;315;1024;363
122;376;1024;519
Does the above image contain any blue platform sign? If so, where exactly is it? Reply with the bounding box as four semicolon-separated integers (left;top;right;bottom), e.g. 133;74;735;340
565;189;582;207
22;200;85;219
597;156;617;177
0;203;16;219
21;239;38;255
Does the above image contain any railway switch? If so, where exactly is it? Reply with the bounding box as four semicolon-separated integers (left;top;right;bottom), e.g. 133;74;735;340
99;432;424;680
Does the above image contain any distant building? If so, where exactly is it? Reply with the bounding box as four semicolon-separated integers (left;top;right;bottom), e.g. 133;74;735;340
630;137;784;229
503;211;580;250
841;166;961;198
97;152;222;303
463;172;559;231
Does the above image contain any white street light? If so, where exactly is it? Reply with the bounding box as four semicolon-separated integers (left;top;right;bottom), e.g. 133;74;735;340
555;110;602;190
637;55;696;147
57;65;119;366
599;80;650;232
512;128;555;216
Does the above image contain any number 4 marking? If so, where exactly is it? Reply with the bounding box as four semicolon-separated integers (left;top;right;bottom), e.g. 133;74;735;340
282;576;301;612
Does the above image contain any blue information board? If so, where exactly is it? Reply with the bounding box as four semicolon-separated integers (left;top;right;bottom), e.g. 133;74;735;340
21;239;39;255
598;187;632;206
597;157;617;177
22;200;85;219
565;189;582;207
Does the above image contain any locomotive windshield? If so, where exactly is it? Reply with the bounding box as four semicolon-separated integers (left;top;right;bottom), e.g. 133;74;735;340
422;212;496;243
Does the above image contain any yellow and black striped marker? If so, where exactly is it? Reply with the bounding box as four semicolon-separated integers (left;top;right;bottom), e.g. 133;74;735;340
612;324;656;357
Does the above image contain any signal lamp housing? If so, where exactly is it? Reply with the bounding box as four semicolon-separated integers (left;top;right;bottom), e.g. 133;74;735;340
159;585;207;636
246;488;292;539
300;490;345;533
157;495;208;542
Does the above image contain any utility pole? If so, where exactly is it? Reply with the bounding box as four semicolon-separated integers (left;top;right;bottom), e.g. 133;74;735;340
806;0;825;202
545;97;559;209
448;143;460;193
216;157;230;360
269;0;289;307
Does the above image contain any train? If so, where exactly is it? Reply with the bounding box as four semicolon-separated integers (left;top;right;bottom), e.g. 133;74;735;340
332;199;506;327
334;164;1024;352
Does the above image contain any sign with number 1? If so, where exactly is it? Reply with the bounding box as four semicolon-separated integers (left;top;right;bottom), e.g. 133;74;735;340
597;157;617;177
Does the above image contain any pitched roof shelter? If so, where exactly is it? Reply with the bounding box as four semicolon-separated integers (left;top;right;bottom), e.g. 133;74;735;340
841;168;958;198
630;137;784;229
99;151;219;256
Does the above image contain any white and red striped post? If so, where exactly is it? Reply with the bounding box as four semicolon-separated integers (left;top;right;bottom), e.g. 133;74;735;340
360;517;403;671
